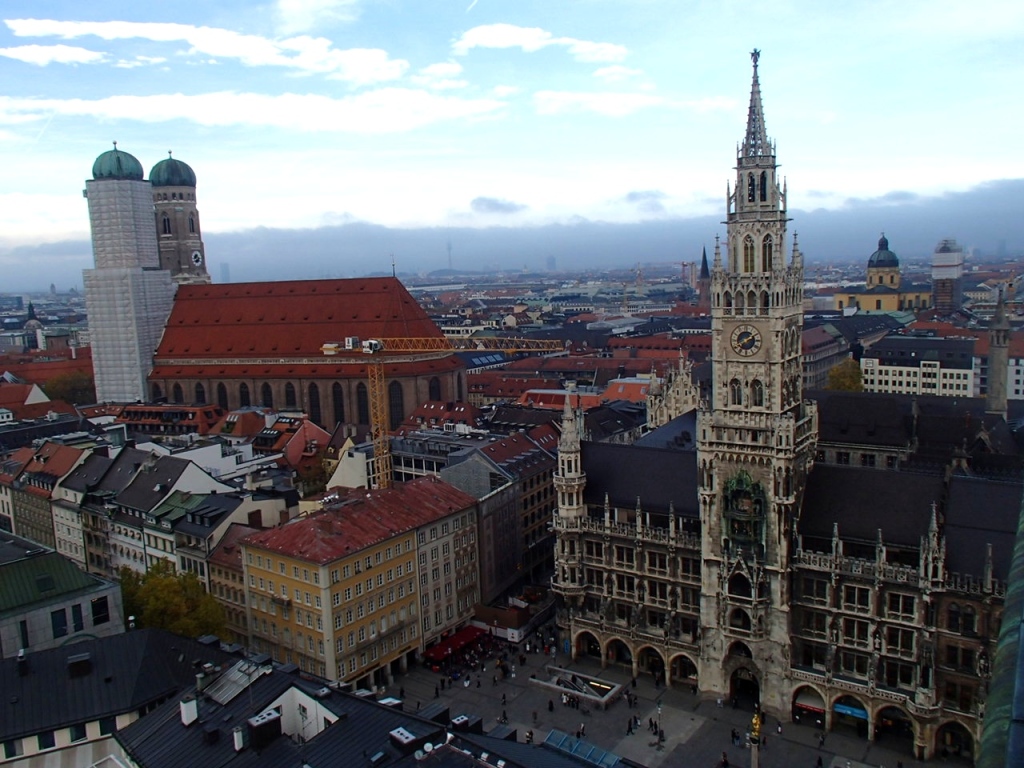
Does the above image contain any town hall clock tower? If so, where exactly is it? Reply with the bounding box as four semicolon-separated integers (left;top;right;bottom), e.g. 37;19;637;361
696;51;818;716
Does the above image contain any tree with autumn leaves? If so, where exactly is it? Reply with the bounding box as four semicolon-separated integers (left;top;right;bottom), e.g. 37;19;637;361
119;561;225;638
826;358;863;392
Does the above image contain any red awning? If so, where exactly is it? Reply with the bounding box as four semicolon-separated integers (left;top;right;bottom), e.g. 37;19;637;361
422;625;487;663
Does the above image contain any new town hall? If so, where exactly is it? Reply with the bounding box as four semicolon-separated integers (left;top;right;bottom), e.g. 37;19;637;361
552;52;1020;762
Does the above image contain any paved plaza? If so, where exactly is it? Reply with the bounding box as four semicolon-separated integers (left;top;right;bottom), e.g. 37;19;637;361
388;640;973;768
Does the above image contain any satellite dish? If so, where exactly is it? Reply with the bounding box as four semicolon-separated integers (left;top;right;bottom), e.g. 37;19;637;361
424;742;434;753
414;750;424;760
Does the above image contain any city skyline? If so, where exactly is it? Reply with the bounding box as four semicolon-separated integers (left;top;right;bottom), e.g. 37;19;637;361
1;1;1022;289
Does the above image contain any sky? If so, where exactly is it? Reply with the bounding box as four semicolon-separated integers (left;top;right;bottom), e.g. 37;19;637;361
1;0;1023;288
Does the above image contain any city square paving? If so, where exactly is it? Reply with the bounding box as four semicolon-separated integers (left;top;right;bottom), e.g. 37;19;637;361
387;639;971;768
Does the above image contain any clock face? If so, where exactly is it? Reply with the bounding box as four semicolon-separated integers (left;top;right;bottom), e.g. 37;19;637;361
730;324;762;356
191;250;203;266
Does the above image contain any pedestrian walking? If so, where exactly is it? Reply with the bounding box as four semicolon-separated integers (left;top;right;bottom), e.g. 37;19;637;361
818;733;825;749
548;699;554;712
501;693;506;706
627;718;633;735
721;752;729;768
579;723;585;737
777;722;782;735
815;758;823;768
730;728;738;746
434;685;439;698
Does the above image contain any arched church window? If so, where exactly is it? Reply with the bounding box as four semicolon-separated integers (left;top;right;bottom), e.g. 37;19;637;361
308;383;321;425
239;383;250;407
388;381;404;430
261;383;273;408
356;383;369;424
188;214;196;234
216;383;228;409
152;384;163;402
747;173;756;203
747;290;757;311
195;383;206;404
172;383;183;403
728;573;752;598
735;292;744;312
284;382;297;408
743;236;756;272
760;291;769;312
428;377;442;402
724;292;733;309
729;608;752;631
948;603;961;633
962;606;976;634
759;171;767;202
729;379;742;406
332;382;345;424
889;274;895;284
161;214;171;235
751;379;764;407
762;234;773;271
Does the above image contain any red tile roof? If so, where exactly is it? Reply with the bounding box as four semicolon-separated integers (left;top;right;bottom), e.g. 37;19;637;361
0;349;93;387
242;476;477;564
154;278;448;366
209;523;264;569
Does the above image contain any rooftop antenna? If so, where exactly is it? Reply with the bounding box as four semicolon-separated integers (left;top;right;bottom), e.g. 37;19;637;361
447;239;453;271
391;254;396;277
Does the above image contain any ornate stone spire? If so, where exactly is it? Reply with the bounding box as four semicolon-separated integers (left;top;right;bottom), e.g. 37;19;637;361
699;246;710;279
742;49;771;159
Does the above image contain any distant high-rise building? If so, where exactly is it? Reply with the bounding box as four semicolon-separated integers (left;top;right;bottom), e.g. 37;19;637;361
83;144;176;403
150;153;210;285
220;262;231;284
931;238;965;313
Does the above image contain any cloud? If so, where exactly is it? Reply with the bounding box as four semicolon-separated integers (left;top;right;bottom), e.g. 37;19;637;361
593;65;642;83
0;43;104;65
492;85;520;97
4;18;406;84
452;23;627;63
0;89;505;133
624;189;667;214
275;0;361;35
533;90;667;117
410;60;468;90
471;196;528;214
114;55;167;69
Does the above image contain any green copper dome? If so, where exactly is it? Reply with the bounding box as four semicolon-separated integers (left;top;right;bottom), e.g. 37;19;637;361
150;153;197;188
867;234;899;269
92;144;144;181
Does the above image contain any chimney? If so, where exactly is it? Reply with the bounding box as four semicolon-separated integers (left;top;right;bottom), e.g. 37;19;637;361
232;726;247;752
180;695;199;726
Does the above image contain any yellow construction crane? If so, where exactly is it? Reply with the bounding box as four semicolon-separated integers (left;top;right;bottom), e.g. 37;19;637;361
322;336;564;488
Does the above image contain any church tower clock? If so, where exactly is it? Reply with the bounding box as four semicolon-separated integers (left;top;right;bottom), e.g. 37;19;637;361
696;51;818;717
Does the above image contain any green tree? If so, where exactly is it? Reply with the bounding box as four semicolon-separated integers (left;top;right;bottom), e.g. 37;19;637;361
119;561;225;638
43;370;96;405
826;358;863;392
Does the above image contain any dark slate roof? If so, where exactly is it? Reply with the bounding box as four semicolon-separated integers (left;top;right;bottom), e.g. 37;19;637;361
863;335;976;369
801;465;943;547
581;440;698;517
0;629;234;742
166;491;244;538
583;401;646;442
819;314;905;345
0;533;111;616
94;447;154;495
118;671;301;768
635;410;697;450
810;390;911;447
945;475;1023;581
59;452;114;493
115;455;191;513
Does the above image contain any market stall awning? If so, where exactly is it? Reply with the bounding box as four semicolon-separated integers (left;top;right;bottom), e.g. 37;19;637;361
422;625;487;663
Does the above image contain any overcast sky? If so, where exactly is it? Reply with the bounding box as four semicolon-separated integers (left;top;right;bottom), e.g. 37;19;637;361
1;0;1022;286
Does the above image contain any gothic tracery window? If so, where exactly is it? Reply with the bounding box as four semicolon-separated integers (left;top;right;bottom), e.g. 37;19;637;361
747;173;756;203
162;214;171;235
762;234;773;271
743;235;756;272
751;379;764;407
759;171;767;202
729;378;742;406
